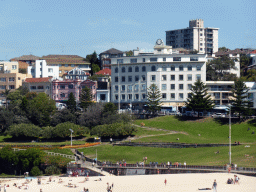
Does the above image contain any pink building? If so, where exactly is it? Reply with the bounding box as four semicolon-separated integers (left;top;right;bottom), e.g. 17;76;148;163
52;79;97;103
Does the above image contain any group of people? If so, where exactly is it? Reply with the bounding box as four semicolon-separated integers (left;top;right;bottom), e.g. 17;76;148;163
106;182;114;192
227;175;240;184
0;184;7;192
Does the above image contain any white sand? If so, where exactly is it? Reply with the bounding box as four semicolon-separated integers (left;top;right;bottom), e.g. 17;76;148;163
1;173;256;192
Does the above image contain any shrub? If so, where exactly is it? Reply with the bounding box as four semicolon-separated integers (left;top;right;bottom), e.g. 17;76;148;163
6;123;41;138
45;165;61;175
30;166;42;176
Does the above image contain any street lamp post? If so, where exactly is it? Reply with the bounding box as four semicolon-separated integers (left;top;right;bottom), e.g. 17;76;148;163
69;129;74;146
118;61;120;114
229;106;231;165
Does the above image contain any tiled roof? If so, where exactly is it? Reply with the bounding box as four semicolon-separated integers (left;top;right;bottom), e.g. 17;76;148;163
18;61;29;69
100;48;123;55
40;55;89;64
24;77;52;83
11;54;40;61
215;49;252;56
250;50;256;54
96;68;111;76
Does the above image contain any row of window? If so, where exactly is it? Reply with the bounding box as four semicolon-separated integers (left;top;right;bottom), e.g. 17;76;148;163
114;75;146;83
162;84;192;90
53;85;95;89
0;85;15;89
0;77;15;82
151;74;201;81
30;86;50;90
57;64;90;68
162;93;190;100
115;65;201;73
114;84;146;92
116;57;199;64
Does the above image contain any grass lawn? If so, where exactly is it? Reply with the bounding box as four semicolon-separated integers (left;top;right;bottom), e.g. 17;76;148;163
78;144;256;167
134;116;256;144
46;148;74;155
134;127;168;137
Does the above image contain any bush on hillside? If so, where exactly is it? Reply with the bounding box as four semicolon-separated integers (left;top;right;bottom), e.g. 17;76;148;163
45;165;61;175
30;166;42;176
6;123;41;138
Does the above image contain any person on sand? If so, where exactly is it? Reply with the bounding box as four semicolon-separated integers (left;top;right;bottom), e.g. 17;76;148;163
164;179;167;186
212;179;217;192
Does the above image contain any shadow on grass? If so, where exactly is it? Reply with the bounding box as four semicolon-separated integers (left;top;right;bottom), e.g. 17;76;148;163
3;136;85;143
173;115;204;121
213;117;243;125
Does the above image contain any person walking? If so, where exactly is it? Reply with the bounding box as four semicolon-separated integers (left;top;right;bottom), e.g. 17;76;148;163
164;179;167;186
212;179;217;192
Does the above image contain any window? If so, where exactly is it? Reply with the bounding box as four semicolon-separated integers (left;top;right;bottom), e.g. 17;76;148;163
162;67;167;71
121;94;125;100
162;93;166;99
170;84;175;90
196;74;201;80
187;74;192;81
143;58;145;62
65;64;68;67
1;78;6;82
37;86;44;89
117;59;123;64
12;65;17;70
59;64;62;67
127;94;131;100
128;76;132;82
115;95;118;100
179;93;183;99
68;84;73;89
171;75;175;81
128;85;132;92
150;58;157;62
171;65;175;71
48;68;53;73
30;86;36;90
162;75;167;81
59;70;62;74
142;94;146;99
60;85;65;89
179;75;183;81
100;94;106;101
115;77;118;82
163;57;166;62
40;68;42;71
71;64;75;67
115;85;118;91
162;84;167;90
173;57;181;61
121;85;125;91
115;67;118;73
171;93;175;99
46;86;50;89
135;76;139;82
187;65;192;71
134;85;139;91
122;76;125;82
122;67;126;73
9;85;14;89
187;93;192;98
186;84;192;91
179;84;183;90
135;66;139;72
9;77;15;82
196;65;201;71
151;66;156;71
142;66;146;71
200;33;203;36
18;77;20;80
179;65;183;71
200;43;203;46
151;75;156;81
142;75;146;81
135;94;139;100
142;84;146;91
130;59;137;63
128;67;132;72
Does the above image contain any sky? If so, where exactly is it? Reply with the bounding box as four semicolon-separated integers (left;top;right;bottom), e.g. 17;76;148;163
0;0;255;60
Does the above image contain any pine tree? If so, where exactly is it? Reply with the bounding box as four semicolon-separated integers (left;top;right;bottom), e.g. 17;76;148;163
147;84;162;117
80;86;93;109
66;92;76;112
185;79;214;117
231;78;251;119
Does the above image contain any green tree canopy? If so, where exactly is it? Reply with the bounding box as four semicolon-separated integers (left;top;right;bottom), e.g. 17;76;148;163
80;86;93;109
85;51;100;75
66;92;76;112
147;84;162;116
185;79;214;117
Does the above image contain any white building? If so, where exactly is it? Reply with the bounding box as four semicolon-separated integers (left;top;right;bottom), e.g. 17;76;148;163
28;60;59;79
166;19;219;54
110;39;207;110
63;67;90;80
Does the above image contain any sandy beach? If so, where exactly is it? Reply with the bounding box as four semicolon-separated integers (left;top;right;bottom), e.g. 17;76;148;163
0;172;255;192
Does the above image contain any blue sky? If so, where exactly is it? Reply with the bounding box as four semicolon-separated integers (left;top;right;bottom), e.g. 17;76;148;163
0;0;255;60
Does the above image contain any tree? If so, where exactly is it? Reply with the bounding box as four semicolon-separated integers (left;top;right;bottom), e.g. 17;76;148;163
231;78;251;119
2;89;10;109
92;63;100;73
206;56;236;81
6;123;41;138
80;86;93;109
185;79;214;117
126;50;133;56
50;108;76;126
218;47;229;52
147;84;162;117
66;92;76;112
85;51;100;75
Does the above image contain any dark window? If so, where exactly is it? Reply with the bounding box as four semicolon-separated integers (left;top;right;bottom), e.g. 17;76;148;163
142;66;146;71
135;66;139;72
122;76;125;82
122;67;125;73
171;65;175;71
150;58;157;62
68;84;74;89
115;67;118;73
173;57;181;61
60;85;65;89
115;77;118;82
151;66;156;71
128;67;132;72
190;57;198;61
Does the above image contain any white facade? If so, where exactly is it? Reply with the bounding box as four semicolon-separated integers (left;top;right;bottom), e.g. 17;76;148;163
166;19;219;54
97;90;110;103
110;40;207;109
28;60;59;79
